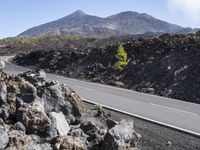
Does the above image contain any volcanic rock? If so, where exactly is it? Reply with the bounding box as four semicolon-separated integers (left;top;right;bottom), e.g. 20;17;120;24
101;120;141;150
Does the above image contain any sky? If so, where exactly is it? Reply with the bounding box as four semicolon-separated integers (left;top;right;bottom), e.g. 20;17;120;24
0;0;200;38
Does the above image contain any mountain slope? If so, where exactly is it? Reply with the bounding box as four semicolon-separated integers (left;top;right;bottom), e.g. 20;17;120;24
107;11;183;35
19;10;184;36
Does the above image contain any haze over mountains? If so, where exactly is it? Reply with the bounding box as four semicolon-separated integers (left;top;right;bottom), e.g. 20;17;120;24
19;10;198;37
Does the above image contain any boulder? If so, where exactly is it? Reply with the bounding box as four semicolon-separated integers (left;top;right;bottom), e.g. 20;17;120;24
69;128;90;148
41;82;65;113
27;143;53;150
62;85;86;116
20;80;37;95
0;104;10;120
54;136;85;150
12;122;26;133
16;94;44;113
80;118;107;148
41;81;85;123
0;61;5;71
6;129;35;150
101;120;141;150
106;118;118;129
20;70;46;85
0;82;7;105
49;112;70;136
16;104;51;134
0;129;9;149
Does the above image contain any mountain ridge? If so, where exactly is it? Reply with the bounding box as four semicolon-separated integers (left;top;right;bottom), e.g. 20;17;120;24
18;10;196;37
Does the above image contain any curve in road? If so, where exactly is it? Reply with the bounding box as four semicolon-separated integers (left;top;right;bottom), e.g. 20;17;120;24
1;56;200;137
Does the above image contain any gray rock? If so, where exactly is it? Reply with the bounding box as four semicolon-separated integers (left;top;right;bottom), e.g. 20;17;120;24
0;61;5;71
69;128;90;148
41;82;65;113
20;80;37;95
12;122;26;133
41;82;84;123
62;85;86;117
0;105;10;120
0;118;4;124
20;70;46;85
106;118;118;129
80;118;106;148
69;128;88;141
101;120;141;150
16;93;37;106
28;143;52;150
0;129;9;149
49;112;70;136
16;94;44;112
6;129;36;150
0;82;7;104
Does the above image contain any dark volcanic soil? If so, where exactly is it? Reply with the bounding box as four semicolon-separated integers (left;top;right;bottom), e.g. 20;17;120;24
14;32;200;104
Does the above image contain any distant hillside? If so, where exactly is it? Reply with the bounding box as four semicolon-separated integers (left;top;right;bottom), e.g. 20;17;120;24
19;10;192;37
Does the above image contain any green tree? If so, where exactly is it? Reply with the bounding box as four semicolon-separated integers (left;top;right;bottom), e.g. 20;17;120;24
114;44;128;71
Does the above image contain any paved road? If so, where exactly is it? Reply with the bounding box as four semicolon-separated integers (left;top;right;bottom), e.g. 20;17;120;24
1;56;200;136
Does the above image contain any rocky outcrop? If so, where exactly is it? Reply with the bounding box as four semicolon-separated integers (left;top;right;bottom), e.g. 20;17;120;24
0;70;141;149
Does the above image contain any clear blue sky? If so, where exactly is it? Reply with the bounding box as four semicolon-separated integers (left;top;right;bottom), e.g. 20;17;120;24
0;0;199;38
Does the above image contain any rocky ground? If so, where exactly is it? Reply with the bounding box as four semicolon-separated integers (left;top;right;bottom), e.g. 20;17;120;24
1;70;200;150
14;31;200;104
93;103;200;150
0;70;141;150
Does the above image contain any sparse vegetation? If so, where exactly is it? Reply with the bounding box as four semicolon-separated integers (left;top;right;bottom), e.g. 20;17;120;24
114;44;128;71
95;103;105;117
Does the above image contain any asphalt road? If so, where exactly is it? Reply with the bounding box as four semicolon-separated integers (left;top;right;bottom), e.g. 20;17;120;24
1;56;200;136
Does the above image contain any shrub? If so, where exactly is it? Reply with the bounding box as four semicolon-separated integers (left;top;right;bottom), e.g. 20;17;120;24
95;104;105;117
114;44;128;71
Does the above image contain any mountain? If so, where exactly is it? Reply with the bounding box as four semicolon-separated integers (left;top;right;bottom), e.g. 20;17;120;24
19;10;191;37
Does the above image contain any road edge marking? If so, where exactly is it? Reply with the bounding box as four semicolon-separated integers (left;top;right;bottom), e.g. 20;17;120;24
82;98;200;138
149;103;199;116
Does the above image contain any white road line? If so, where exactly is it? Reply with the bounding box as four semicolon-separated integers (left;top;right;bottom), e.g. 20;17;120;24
3;57;200;137
82;98;200;138
5;56;13;64
46;69;200;108
75;85;95;91
149;103;199;116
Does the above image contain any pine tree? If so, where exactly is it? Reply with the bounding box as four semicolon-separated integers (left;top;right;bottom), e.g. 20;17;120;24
114;44;128;71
